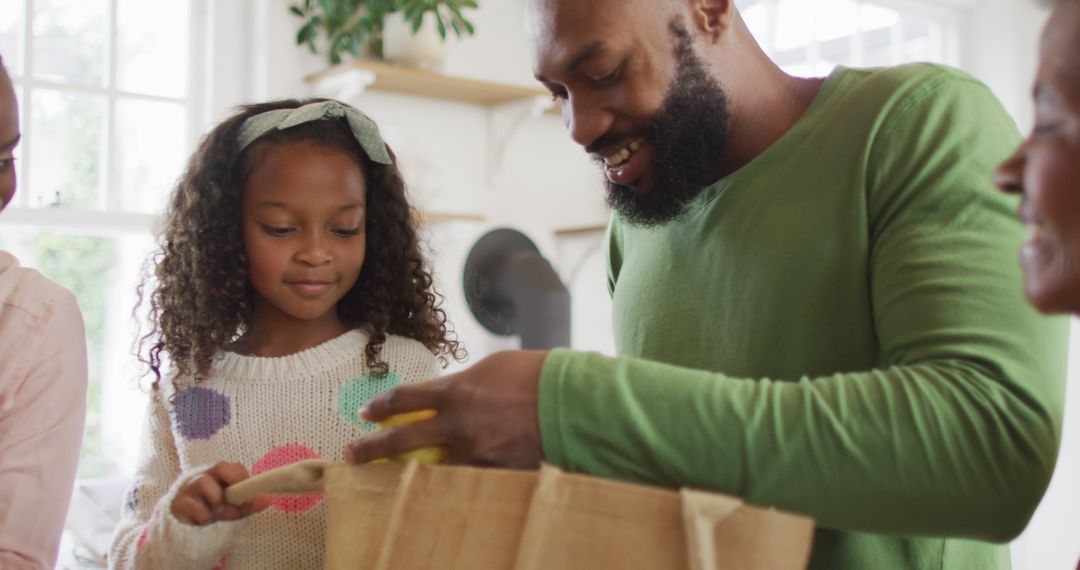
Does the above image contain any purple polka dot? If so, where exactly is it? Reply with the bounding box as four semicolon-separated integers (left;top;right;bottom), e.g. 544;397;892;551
172;387;231;440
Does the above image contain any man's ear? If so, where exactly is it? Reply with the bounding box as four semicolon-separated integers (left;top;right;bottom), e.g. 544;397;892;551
690;0;734;42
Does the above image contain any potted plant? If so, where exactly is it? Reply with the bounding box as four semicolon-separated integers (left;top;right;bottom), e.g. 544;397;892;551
291;0;478;66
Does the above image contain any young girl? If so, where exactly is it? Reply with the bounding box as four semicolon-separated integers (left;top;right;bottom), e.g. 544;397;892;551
109;98;462;568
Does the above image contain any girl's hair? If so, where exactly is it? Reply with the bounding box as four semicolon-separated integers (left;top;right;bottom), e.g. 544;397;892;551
137;98;463;388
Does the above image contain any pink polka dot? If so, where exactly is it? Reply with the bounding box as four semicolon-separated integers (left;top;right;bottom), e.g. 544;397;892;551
251;444;324;513
137;526;149;549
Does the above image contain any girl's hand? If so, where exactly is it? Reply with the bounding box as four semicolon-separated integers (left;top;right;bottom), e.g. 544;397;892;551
170;462;271;526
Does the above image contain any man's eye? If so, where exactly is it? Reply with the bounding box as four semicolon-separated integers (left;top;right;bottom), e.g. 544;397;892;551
593;66;621;86
0;158;14;172
333;228;361;237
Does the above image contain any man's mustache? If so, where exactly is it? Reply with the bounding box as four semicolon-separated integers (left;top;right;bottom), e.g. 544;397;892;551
585;127;653;156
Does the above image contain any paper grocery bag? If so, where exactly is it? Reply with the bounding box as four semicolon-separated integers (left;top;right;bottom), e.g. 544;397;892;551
225;460;814;570
513;465;813;570
322;461;537;569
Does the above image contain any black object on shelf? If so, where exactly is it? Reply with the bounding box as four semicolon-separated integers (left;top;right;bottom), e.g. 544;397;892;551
463;228;571;349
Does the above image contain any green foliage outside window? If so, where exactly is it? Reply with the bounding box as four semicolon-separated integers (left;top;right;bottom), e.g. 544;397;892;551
28;234;119;479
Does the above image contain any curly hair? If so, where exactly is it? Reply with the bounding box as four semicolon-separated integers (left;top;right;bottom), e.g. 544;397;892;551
137;98;464;388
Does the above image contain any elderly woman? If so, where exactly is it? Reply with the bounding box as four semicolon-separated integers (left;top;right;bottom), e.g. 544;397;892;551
994;1;1080;568
995;0;1080;313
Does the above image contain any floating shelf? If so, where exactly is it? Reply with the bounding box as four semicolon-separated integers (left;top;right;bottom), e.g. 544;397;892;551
554;224;608;238
418;210;487;224
307;58;553;108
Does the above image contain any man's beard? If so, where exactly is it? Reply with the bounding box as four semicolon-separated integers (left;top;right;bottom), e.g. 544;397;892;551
599;20;731;227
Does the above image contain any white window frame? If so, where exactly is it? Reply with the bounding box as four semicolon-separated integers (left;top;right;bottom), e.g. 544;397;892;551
3;0;209;231
0;0;211;479
737;0;964;75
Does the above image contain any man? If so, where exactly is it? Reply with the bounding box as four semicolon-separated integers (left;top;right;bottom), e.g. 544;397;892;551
346;0;1068;567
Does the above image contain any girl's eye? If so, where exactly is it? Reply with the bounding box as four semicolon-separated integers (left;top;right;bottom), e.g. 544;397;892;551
333;228;361;237
261;225;295;237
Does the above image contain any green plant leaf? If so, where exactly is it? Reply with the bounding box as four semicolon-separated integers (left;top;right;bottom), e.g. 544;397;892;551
291;0;473;62
295;22;313;46
403;2;423;24
435;10;446;39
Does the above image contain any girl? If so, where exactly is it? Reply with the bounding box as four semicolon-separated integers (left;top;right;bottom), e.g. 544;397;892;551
110;98;462;568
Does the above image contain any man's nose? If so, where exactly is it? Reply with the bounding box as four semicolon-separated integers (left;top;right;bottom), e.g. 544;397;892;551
993;145;1025;195
564;93;612;150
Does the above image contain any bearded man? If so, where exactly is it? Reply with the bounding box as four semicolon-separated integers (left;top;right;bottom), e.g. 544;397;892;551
346;1;1068;568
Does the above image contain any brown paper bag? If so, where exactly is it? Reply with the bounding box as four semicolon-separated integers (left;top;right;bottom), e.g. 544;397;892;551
226;461;814;570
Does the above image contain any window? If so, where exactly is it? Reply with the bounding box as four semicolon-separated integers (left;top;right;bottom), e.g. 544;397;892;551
735;0;960;77
0;0;203;480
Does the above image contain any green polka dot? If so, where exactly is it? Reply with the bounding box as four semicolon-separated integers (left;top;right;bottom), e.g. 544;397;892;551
338;373;401;428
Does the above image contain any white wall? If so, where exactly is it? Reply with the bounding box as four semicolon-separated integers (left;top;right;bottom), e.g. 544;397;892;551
956;0;1048;132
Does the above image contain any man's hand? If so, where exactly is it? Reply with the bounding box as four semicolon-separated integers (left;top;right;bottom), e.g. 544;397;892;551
170;462;270;526
345;350;548;469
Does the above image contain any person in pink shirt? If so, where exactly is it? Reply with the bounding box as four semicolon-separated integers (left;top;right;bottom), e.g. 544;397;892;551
0;54;88;569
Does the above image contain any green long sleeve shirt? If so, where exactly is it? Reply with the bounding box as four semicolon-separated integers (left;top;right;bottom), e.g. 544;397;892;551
537;64;1068;569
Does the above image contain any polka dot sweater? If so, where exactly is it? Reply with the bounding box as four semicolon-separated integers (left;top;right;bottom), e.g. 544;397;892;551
108;330;439;569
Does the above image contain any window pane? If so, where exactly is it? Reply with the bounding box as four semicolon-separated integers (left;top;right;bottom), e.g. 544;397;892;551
775;0;814;52
29;89;106;209
741;3;769;49
32;0;108;87
860;5;901;67
115;98;186;213
902;16;942;63
816;0;858;43
0;0;24;78
117;0;190;98
0;230;154;479
860;4;901;33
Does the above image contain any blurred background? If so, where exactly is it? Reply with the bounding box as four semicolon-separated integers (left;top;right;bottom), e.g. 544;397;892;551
0;0;1075;567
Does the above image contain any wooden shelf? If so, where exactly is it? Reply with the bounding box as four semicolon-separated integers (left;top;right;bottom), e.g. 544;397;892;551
554;224;607;237
307;58;552;107
417;210;486;224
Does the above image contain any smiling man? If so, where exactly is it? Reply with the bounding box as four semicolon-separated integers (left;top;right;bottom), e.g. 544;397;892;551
345;1;1069;568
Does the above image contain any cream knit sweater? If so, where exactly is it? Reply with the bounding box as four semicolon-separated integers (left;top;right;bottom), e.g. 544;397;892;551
109;330;439;569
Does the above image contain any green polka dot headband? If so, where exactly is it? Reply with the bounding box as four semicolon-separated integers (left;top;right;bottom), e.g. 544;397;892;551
236;100;392;165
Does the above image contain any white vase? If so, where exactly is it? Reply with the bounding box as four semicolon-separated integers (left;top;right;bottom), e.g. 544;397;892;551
382;11;447;69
